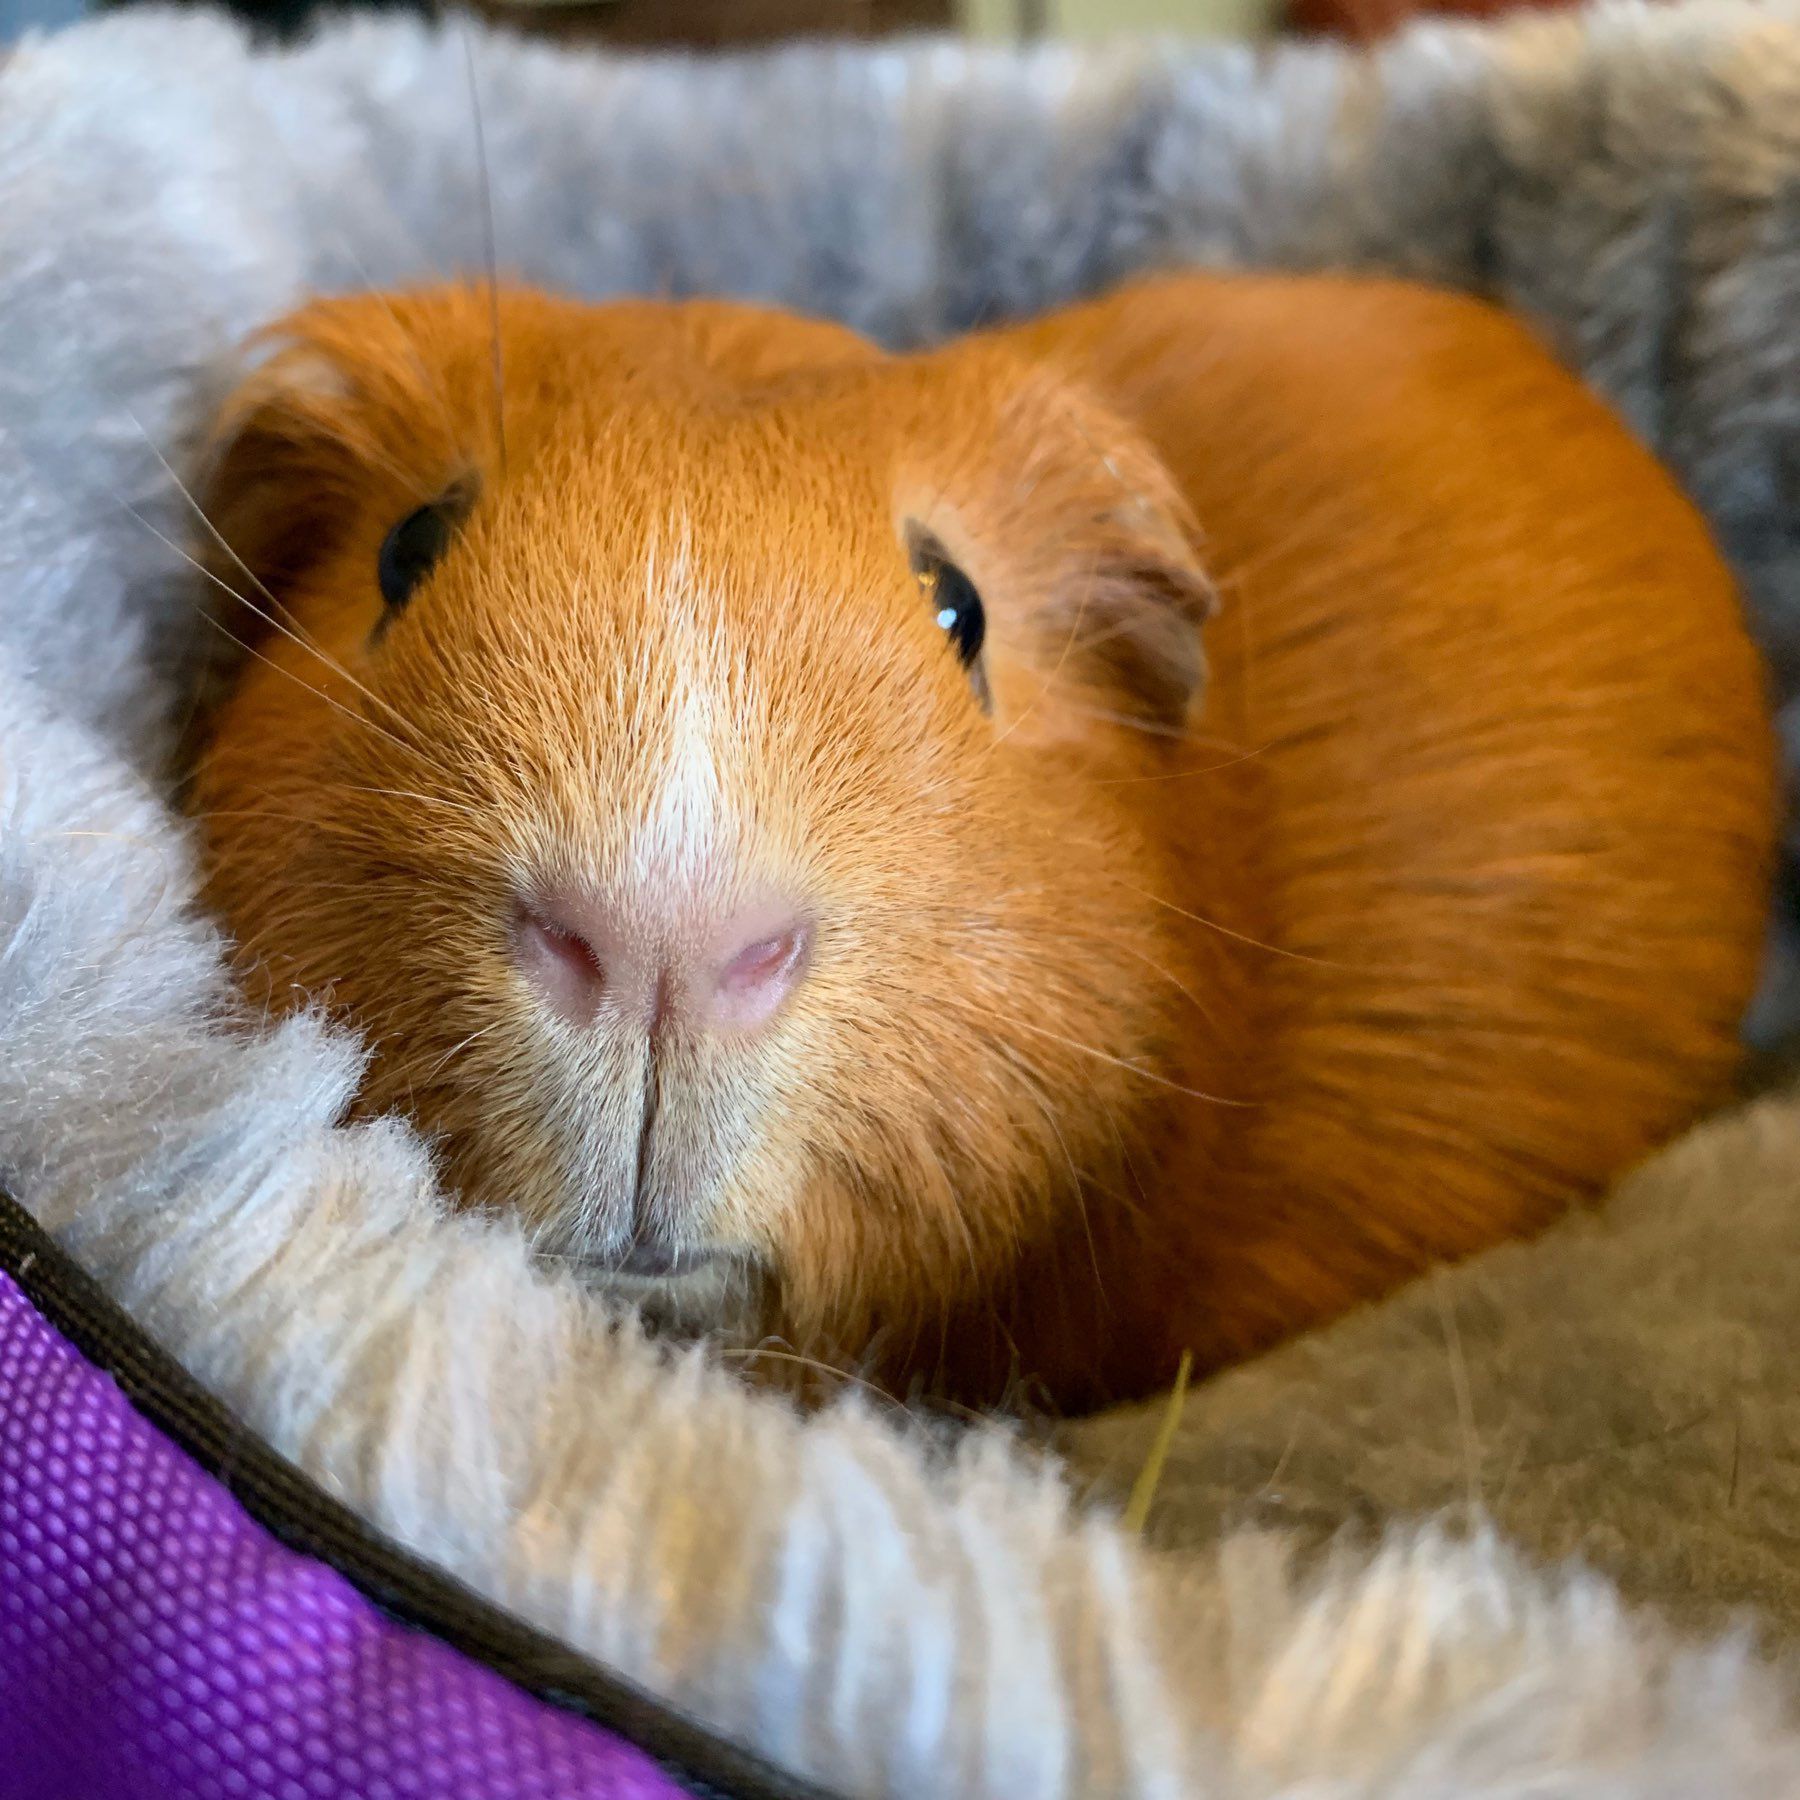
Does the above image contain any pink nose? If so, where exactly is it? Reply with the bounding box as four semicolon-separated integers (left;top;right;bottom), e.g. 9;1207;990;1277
514;886;811;1035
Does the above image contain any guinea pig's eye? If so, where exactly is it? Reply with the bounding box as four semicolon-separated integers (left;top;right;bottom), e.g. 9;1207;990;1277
911;538;989;710
917;549;985;667
377;501;457;615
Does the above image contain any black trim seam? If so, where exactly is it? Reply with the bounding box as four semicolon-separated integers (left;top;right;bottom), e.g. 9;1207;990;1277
0;1190;834;1800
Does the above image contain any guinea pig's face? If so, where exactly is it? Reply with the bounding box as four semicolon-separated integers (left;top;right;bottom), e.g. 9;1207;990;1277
187;288;1214;1383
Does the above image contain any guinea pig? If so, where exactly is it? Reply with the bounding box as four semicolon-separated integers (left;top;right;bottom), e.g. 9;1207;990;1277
182;273;1777;1411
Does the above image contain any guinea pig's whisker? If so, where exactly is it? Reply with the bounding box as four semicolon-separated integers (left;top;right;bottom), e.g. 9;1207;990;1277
1091;1096;1156;1226
994;909;1225;1032
414;1022;505;1085
1109;939;1231;1037
325;783;490;823
715;1347;902;1410
199;612;421;766
1041;700;1192;741
1205;497;1375;595
1115;881;1346;968
936;1165;987;1294
1094;742;1272;786
123;409;284;600
120;484;425;757
186;608;423;764
121;416;380;692
987;1016;1197;1212
1005;1016;1255;1107
458;21;507;477
1025;1087;1106;1290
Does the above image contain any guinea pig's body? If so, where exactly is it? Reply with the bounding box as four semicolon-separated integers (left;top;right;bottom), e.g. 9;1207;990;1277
185;274;1775;1409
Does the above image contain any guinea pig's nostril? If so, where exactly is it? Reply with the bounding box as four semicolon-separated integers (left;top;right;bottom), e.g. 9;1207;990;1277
516;889;808;1034
514;900;610;1027
722;931;802;992
710;918;810;1031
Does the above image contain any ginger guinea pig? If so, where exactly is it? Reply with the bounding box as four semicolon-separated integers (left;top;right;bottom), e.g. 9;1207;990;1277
184;274;1776;1410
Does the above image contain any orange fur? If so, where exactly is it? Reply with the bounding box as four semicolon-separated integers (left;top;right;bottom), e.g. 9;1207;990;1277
184;275;1777;1410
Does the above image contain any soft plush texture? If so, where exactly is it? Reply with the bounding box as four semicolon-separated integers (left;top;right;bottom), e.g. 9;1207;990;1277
4;4;1800;1794
1063;1086;1800;1642
0;1265;694;1800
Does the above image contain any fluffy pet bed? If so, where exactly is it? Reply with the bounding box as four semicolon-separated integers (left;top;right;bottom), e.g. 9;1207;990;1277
4;3;1800;1793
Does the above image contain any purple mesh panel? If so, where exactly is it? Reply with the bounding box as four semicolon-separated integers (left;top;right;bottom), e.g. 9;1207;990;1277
0;1268;692;1800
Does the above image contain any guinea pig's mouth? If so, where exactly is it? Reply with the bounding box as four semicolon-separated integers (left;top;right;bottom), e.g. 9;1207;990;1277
598;1241;726;1281
569;1241;769;1337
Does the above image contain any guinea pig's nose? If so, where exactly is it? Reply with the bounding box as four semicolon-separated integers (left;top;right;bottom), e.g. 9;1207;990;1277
514;888;810;1035
705;911;813;1031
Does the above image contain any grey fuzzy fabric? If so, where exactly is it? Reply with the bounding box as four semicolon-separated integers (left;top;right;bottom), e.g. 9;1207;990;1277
1062;1084;1800;1645
7;5;1800;1790
4;0;1800;767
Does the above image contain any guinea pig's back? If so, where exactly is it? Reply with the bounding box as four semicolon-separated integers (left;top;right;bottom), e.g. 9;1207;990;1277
1004;275;1778;1372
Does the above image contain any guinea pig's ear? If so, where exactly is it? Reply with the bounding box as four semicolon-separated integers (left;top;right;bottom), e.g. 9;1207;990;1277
196;301;464;623
195;334;376;612
1042;437;1216;732
996;381;1218;733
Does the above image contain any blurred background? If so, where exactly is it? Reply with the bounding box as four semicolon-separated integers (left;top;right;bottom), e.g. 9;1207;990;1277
0;0;1579;51
0;0;1576;49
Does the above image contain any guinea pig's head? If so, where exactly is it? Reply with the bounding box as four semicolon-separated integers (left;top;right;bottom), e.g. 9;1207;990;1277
186;285;1215;1388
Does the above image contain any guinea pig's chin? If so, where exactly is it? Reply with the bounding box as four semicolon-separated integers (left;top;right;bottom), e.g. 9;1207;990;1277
578;1252;770;1339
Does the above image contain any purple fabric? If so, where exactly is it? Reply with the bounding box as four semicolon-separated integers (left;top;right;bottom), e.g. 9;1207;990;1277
0;1267;691;1800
